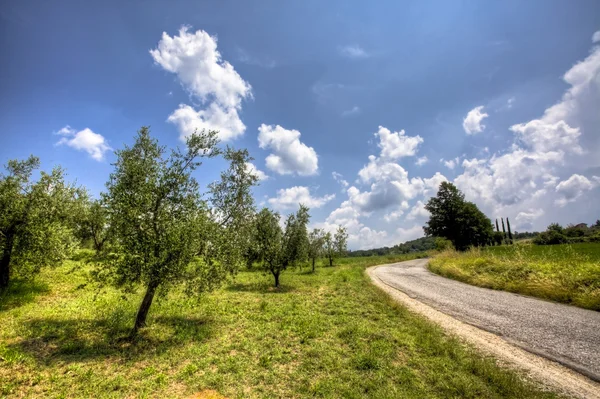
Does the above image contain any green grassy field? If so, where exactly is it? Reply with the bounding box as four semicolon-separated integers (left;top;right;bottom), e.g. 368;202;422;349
429;243;600;311
0;252;561;398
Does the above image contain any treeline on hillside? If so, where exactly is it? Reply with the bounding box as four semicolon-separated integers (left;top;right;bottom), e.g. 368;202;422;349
347;237;437;257
0;127;348;336
533;221;600;245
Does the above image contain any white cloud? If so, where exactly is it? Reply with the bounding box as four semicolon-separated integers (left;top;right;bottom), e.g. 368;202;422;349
395;225;425;243
383;210;404;222
592;30;600;44
245;162;268;181
555;174;595;206
515;209;545;230
167;103;245;141
415;156;428;166
268;186;335;210
56;126;111;161
376;126;423;160
258;124;319;176
463;106;489;135
507;97;515;109
342;106;361;117
338;45;369;59
151;27;251;141
406;200;429;221
510;120;582;154
332;171;349;188
441;157;460;170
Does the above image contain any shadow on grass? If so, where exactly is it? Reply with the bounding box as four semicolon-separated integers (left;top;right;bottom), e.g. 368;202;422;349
226;281;294;294
10;314;212;364
0;278;50;312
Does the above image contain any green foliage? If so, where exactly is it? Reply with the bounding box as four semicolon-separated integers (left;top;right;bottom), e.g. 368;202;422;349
253;205;311;287
78;199;110;253
307;228;325;271
430;243;600;310
323;226;348;266
100;127;257;334
424;182;493;250
434;237;453;251
506;217;513;241
347;237;437;257
0;155;85;289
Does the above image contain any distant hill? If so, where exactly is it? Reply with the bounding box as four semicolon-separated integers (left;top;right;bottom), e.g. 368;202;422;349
347;236;436;257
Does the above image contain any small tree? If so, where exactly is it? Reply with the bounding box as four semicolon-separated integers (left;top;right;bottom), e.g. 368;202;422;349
324;226;348;266
254;206;310;287
307;228;325;272
0;156;84;289
102;127;256;336
79;199;110;253
547;223;563;233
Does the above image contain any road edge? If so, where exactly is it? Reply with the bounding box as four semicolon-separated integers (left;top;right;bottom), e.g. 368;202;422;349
366;263;600;399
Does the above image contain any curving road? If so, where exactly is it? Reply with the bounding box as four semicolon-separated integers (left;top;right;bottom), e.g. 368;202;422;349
371;259;600;382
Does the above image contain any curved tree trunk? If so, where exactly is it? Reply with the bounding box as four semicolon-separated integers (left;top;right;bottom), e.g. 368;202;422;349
131;281;158;336
0;232;15;290
272;270;280;288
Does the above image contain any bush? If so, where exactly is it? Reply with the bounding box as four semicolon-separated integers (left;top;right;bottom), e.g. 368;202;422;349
435;237;454;251
533;230;568;245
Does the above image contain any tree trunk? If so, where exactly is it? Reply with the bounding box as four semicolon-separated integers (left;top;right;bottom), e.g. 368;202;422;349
312;257;315;272
329;256;333;267
0;232;15;290
132;281;158;336
273;271;280;288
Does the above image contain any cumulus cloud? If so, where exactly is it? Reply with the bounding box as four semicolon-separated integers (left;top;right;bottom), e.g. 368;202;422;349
56;126;111;161
415;156;428;166
453;35;600;229
332;171;349;188
376;126;423;160
167;103;245;141
268;186;335;210
151;27;251;141
406;200;429;221
245;162;268;181
441;157;460;170
593;30;600;44
258;124;319;176
463;106;489;135
555;174;595;206
338;45;369;59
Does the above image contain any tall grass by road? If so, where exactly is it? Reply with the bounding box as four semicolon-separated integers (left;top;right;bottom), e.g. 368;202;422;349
0;252;560;398
429;243;600;311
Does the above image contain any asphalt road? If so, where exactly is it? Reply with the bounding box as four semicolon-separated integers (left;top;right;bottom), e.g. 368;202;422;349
372;259;600;381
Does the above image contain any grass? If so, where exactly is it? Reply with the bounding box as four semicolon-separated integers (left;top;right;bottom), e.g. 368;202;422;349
429;243;600;311
0;252;561;398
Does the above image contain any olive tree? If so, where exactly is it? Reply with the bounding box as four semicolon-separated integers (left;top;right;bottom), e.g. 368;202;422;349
307;228;325;272
0;156;85;289
323;226;348;266
78;199;110;253
102;127;256;335
253;205;310;287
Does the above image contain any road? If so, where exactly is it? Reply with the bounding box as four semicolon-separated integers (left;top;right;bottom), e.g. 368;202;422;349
370;258;600;382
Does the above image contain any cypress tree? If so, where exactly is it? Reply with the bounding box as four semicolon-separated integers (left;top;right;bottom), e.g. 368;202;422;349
506;217;513;242
495;219;500;232
501;218;506;238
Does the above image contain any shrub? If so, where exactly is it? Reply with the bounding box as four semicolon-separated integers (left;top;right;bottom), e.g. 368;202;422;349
533;230;567;245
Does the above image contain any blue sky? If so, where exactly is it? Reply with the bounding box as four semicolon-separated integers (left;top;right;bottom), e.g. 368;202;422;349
1;0;600;249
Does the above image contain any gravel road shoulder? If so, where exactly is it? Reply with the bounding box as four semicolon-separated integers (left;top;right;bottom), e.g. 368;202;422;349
367;263;600;399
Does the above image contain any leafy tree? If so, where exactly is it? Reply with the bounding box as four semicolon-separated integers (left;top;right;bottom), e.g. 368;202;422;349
493;231;504;246
423;182;493;250
79;199;110;253
101;127;256;335
547;223;563;233
434;237;453;251
0;156;85;289
253;205;310;287
307;228;325;272
324;226;348;266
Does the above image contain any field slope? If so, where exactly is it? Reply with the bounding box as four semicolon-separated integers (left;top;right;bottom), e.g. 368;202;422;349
0;253;560;398
429;243;600;311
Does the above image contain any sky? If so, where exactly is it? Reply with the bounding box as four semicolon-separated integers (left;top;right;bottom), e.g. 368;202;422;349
1;0;600;250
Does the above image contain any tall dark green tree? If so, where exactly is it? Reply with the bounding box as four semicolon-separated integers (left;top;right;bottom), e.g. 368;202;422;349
102;127;257;335
0;156;85;289
501;218;507;238
495;219;500;232
506;217;513;242
423;182;493;250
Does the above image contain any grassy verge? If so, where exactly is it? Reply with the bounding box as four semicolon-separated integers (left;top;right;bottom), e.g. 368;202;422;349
0;253;560;398
429;243;600;311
